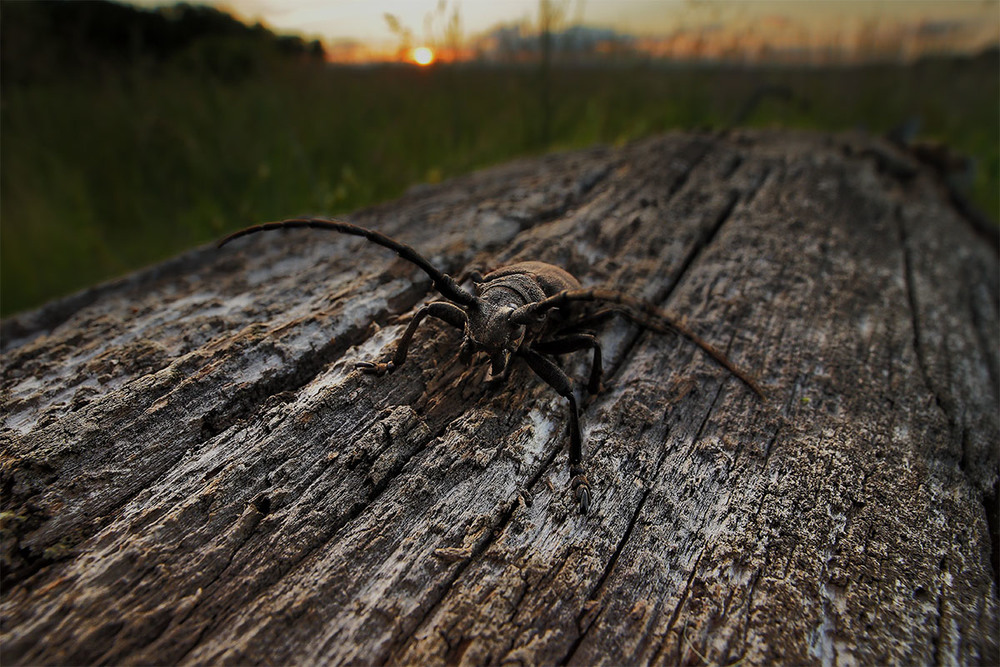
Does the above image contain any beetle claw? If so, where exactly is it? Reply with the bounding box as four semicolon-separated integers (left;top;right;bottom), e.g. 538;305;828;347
570;470;591;514
577;486;591;514
356;360;394;376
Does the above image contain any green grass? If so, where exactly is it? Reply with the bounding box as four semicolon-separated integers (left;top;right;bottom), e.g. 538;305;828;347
2;56;997;316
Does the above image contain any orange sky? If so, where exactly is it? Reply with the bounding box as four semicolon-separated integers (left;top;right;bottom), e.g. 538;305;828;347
129;0;999;64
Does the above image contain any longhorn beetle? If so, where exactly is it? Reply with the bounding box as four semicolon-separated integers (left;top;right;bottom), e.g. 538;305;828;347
220;218;765;513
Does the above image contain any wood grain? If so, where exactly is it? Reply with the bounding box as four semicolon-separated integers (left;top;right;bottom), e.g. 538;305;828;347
2;130;996;665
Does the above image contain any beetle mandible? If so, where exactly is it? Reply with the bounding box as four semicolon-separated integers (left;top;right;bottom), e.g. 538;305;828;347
220;218;765;513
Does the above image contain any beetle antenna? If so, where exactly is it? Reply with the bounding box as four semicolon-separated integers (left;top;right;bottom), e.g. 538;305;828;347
511;289;765;398
219;218;477;307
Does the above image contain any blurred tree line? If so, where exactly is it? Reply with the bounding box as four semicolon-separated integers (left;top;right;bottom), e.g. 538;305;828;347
1;0;325;85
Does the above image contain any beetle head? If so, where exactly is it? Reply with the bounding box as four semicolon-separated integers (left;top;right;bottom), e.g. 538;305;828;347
465;303;526;378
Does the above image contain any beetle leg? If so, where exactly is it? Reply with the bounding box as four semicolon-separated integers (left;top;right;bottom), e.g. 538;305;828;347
459;339;476;365
554;307;621;333
455;266;485;286
531;334;603;395
357;302;468;375
484;354;514;386
513;288;766;399
519;348;591;514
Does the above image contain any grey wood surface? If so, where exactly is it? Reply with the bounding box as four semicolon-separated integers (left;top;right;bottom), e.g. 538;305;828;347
2;130;997;665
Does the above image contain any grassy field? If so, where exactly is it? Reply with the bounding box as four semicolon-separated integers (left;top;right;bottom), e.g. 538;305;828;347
2;55;997;316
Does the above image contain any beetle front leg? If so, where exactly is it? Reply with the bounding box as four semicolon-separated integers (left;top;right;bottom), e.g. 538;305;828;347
357;302;467;375
459;339;476;365
520;349;591;514
532;333;604;395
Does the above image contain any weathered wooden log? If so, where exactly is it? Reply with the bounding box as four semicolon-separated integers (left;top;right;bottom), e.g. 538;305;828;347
1;130;997;665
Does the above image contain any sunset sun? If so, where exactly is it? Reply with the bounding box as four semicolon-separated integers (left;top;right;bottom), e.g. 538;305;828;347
411;46;435;66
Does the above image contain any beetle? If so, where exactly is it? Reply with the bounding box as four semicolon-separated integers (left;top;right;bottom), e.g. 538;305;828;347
220;218;765;513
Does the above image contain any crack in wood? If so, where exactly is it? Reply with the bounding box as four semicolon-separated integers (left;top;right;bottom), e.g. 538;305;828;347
894;205;953;428
3;131;996;666
651;545;712;666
